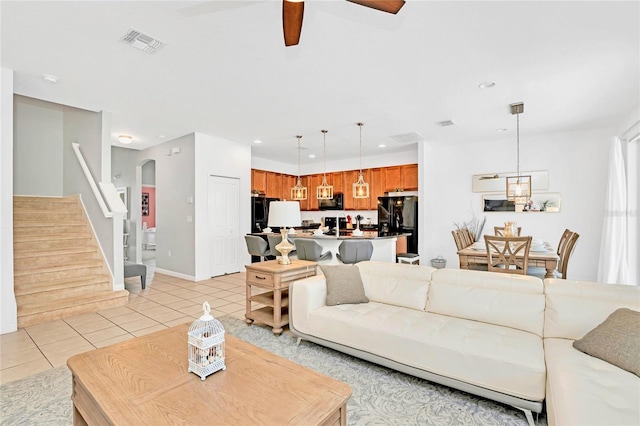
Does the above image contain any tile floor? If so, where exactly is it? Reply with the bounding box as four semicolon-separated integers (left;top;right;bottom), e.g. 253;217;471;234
0;271;252;385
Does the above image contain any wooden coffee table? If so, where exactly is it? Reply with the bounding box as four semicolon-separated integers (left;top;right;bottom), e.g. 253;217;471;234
67;324;351;425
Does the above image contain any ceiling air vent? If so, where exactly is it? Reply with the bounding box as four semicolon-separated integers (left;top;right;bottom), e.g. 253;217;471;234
120;28;166;54
435;119;455;127
389;132;425;144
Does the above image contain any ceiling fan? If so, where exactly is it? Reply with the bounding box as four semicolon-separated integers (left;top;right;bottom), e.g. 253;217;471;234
283;0;406;46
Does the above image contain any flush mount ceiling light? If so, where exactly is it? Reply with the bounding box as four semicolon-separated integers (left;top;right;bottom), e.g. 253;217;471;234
118;135;133;144
478;81;496;89
352;122;369;199
506;102;531;204
290;135;308;201
316;130;333;200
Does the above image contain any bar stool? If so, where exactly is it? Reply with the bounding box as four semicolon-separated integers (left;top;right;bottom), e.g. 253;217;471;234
397;253;420;265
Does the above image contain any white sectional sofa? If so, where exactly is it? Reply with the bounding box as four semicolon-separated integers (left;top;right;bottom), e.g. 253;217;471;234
288;261;640;426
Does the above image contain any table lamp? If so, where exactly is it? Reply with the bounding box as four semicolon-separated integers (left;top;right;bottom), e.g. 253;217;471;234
267;201;301;265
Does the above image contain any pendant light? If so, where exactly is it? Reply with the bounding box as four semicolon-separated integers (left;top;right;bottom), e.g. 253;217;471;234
316;129;334;200
506;102;531;203
290;135;308;200
352;122;370;199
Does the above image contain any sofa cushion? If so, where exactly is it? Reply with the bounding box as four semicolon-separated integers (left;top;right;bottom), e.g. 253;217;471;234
572;308;640;376
545;338;640;426
355;261;434;311
304;303;546;401
320;265;369;306
429;269;545;336
544;279;640;340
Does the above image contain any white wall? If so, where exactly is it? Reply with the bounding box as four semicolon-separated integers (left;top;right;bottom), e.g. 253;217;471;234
1;68;17;334
421;124;618;281
195;132;252;280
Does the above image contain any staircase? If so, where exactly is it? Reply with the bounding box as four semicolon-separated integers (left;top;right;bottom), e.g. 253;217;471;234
13;195;129;328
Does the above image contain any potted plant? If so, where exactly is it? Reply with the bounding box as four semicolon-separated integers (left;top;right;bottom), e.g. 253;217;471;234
540;200;555;212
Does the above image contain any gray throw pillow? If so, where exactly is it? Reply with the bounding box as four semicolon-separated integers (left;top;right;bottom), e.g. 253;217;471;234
320;265;369;306
573;308;640;377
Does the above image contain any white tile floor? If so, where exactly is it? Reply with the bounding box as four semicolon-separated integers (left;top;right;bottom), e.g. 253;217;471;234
0;271;250;385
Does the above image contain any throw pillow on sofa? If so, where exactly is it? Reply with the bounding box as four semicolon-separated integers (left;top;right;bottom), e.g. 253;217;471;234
320;265;369;306
573;308;640;377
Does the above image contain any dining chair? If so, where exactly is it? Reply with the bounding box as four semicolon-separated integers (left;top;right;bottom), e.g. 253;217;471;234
494;226;522;236
336;240;373;264
484;235;532;275
452;229;488;271
244;235;270;262
528;229;580;279
293;239;332;262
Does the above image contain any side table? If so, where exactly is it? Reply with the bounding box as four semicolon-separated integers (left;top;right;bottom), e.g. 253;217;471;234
245;259;317;335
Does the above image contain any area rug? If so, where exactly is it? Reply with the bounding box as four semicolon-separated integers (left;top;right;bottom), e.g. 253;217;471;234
1;316;547;425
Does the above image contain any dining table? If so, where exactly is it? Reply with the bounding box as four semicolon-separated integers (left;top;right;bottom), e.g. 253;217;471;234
457;239;559;278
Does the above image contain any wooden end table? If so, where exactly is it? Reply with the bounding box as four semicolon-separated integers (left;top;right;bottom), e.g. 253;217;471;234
67;324;351;425
245;259;317;335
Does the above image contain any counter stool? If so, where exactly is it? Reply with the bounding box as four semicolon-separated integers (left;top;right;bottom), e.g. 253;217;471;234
397;253;420;265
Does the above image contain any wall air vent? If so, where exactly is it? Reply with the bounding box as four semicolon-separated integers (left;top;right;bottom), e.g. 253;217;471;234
389;132;425;144
435;119;455;127
120;28;166;54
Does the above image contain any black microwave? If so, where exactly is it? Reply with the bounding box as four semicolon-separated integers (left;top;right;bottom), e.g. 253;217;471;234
318;193;344;210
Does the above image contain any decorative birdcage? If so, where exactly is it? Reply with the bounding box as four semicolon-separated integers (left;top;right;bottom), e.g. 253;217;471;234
188;302;226;380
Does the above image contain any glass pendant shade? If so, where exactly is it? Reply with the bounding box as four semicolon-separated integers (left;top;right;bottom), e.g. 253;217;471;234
316;130;334;200
352;122;370;199
290;135;307;201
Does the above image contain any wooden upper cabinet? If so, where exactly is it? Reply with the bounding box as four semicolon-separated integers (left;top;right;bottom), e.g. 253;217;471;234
266;171;282;199
402;164;418;190
368;168;386;210
252;169;267;195
341;170;358;210
384;166;402;192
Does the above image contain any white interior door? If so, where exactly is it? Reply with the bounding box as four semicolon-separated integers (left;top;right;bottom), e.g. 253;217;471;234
209;175;240;277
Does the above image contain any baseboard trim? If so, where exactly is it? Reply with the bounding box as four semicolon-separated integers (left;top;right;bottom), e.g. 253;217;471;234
153;267;195;282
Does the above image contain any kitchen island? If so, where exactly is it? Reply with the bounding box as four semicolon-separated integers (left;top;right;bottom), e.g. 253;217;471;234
252;231;410;264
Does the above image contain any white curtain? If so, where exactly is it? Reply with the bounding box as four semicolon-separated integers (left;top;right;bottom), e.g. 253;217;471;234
597;125;639;285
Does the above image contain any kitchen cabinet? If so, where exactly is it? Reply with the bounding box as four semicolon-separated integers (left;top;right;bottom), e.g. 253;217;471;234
402;164;419;190
250;164;417;211
252;169;267;195
384;166;402;192
368;168;386;210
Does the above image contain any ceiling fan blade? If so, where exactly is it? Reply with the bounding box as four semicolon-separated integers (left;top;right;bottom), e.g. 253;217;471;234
346;0;406;14
479;174;501;180
283;0;304;47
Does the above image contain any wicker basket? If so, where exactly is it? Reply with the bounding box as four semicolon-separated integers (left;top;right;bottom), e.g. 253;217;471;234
430;256;447;269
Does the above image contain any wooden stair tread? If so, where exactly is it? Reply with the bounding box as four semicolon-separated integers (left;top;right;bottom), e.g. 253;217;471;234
15;275;110;295
13;247;96;259
14;259;104;276
14;233;91;242
18;290;130;316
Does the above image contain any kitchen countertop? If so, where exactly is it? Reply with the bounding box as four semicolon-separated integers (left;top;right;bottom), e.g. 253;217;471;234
250;231;410;240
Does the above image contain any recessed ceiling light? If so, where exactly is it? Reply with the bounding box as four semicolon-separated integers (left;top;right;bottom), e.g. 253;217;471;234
158;134;165;139
496;128;508;132
478;81;496;89
308;154;316;158
43;74;58;84
378;144;386;148
253;140;262;144
118;135;133;144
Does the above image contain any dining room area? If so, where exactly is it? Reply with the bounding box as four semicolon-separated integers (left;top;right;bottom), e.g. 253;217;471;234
453;223;580;280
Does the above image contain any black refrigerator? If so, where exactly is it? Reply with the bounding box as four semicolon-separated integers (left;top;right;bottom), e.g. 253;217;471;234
251;197;279;233
378;195;418;254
